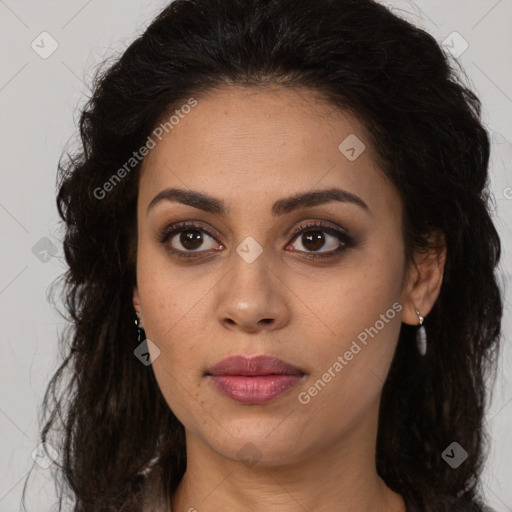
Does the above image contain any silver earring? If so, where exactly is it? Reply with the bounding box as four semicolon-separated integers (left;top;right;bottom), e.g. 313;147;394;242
415;309;427;356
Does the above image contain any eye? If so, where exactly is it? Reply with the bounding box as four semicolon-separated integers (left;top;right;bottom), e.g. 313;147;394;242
159;222;223;258
158;220;353;261
286;221;353;260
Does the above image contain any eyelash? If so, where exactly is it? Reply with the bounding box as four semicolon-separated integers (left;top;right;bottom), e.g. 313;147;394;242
158;220;354;261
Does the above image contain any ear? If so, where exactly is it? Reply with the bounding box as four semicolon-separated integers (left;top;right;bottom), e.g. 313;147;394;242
401;229;447;326
133;285;141;311
133;286;143;327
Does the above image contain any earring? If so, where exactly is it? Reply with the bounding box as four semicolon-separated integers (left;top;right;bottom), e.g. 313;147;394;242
415;309;427;356
134;311;145;344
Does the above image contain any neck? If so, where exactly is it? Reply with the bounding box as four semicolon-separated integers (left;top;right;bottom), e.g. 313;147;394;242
170;399;406;512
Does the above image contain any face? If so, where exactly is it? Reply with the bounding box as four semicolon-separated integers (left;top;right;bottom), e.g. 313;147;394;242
133;85;422;467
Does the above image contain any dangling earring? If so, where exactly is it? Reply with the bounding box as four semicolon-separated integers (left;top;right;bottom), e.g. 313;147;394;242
415;308;427;356
134;311;145;344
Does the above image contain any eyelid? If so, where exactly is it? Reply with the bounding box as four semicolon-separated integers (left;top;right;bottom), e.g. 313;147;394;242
288;219;351;239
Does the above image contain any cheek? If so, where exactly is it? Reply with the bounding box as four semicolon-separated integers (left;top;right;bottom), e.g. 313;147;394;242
143;297;208;422
298;309;402;440
137;245;213;339
305;246;404;395
141;286;207;370
311;256;403;346
135;266;212;407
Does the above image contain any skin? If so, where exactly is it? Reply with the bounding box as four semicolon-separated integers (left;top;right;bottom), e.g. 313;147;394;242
132;85;446;512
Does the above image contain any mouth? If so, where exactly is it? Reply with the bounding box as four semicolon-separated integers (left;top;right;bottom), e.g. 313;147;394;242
207;354;305;376
206;354;306;404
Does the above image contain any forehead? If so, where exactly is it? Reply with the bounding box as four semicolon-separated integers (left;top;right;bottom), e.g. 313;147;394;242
138;85;399;221
142;84;372;170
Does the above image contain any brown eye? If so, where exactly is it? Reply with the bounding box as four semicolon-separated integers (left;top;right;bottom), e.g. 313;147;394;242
168;228;218;252
159;222;222;258
300;231;327;252
286;221;353;260
178;229;205;250
158;220;352;261
289;229;344;253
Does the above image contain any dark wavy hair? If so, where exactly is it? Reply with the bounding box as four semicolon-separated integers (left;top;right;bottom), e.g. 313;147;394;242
23;0;503;511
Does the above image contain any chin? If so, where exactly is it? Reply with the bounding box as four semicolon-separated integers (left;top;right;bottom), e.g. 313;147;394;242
206;423;310;467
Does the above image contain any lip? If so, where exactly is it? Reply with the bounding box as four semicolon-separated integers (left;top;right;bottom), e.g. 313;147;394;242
206;355;306;404
207;354;305;376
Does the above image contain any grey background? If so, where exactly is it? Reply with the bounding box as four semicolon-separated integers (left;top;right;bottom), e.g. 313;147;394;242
0;0;511;510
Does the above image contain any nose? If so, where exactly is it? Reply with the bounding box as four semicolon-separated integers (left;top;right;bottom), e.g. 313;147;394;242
215;251;291;334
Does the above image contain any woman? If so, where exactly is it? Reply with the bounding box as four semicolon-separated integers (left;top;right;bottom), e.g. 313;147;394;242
31;0;503;510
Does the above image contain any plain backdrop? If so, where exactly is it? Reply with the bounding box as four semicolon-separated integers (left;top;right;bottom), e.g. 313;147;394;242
0;1;511;510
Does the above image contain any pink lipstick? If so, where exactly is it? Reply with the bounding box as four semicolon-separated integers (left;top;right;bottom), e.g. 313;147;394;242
206;354;305;404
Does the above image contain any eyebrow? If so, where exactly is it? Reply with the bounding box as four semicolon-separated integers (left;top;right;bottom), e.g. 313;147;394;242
146;186;370;217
